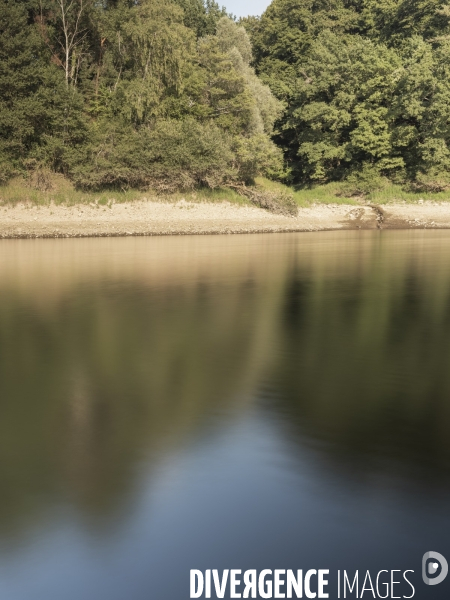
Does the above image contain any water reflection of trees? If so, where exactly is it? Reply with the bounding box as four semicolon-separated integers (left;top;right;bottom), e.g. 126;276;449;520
2;232;450;538
0;236;287;537
274;232;450;484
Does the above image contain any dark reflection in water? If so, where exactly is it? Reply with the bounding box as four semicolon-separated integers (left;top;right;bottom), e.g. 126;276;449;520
0;232;449;600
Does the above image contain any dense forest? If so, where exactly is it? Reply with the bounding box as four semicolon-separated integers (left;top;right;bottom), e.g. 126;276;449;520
0;0;283;193
2;0;450;195
246;0;450;192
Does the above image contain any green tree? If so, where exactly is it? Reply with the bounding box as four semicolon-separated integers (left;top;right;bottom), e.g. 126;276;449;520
172;0;228;37
283;32;403;181
249;0;450;187
0;0;284;190
0;0;62;178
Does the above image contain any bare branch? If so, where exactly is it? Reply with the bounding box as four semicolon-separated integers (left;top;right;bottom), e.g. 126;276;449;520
54;0;87;87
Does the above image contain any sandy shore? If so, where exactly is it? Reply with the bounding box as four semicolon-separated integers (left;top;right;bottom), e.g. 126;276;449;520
1;200;450;238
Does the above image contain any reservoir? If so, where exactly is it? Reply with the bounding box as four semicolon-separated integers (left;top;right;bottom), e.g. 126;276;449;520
0;231;449;599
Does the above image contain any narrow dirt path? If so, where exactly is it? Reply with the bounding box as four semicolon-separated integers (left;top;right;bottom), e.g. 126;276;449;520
368;205;385;229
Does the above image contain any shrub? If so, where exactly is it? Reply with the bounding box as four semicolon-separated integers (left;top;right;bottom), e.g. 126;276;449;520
71;118;236;192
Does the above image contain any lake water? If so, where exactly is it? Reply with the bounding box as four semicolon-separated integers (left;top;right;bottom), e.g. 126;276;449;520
0;231;449;600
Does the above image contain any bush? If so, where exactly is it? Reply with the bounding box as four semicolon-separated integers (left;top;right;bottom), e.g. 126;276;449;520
0;155;14;185
71;119;236;192
410;169;450;193
233;134;285;183
70;117;286;193
339;165;390;197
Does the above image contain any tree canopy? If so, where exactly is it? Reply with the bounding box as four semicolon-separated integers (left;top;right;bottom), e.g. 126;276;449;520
0;0;283;190
246;0;450;189
4;0;450;192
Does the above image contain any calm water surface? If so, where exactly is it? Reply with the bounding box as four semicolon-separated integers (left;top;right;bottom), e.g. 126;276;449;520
0;231;449;599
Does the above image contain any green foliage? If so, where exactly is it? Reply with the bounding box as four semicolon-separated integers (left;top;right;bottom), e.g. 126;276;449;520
71;118;236;191
339;164;390;196
0;0;63;171
10;0;450;196
0;2;281;193
233;134;284;182
285;32;405;182
173;0;228;37
216;16;253;63
111;0;196;125
249;0;450;190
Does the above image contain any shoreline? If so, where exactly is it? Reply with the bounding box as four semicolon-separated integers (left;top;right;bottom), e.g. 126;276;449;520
1;200;450;239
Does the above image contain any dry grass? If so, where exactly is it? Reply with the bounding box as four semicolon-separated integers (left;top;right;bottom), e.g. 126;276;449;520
0;175;249;208
3;174;450;210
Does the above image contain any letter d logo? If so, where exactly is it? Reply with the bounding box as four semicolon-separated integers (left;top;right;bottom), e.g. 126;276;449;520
422;552;448;585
